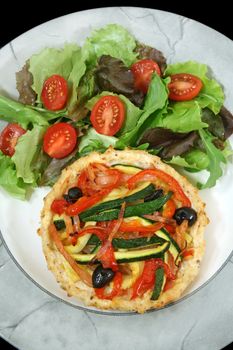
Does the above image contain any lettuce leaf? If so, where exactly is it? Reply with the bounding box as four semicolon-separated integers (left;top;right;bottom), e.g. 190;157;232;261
0;151;28;199
86;91;142;135
82;24;137;67
78;127;117;155
165;61;224;114
0;95;49;128
29;44;86;113
152;101;208;132
198;129;226;188
12;125;47;184
167;150;210;171
117;74;169;146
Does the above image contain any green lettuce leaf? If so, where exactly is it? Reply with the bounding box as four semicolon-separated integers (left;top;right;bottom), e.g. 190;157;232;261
86;91;142;136
12;125;47;184
117;74;169;146
29;44;86;113
0;151;28;199
0;95;49;128
78;127;117;156
67;50;87;113
165;61;224;114
82;24;137;67
167;149;210;171
152;101;208;132
198;129;226;188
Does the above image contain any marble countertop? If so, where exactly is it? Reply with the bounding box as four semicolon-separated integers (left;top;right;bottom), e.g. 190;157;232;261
1;236;233;350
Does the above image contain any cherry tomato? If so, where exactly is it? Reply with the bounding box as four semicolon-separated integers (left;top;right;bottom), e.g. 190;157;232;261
168;73;203;101
43;122;77;159
131;59;161;94
41;74;68;111
90;95;125;136
0;123;26;157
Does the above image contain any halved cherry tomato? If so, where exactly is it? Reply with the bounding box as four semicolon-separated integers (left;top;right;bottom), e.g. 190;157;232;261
41;74;68;111
51;199;69;215
162;199;176;219
0;123;26;157
127;169;191;207
168;73;203;101
43;122;77;159
90;95;125;136
95;271;122;300
131;59;161;94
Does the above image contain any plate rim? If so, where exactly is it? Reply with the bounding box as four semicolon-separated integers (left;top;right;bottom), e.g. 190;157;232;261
0;6;233;315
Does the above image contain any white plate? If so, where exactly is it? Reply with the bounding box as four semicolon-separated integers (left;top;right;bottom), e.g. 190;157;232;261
0;7;233;314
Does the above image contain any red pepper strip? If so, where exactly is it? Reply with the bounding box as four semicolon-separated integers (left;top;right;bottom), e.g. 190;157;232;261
95;271;123;300
49;224;92;287
162;199;176;219
119;220;164;234
95;204;126;271
65;187;112;216
181;248;194;258
97;240;118;271
164;224;176;234
163;279;175;292
131;258;176;299
77;227;108;242
51;199;69;215
127;169;191;207
78;165;123;196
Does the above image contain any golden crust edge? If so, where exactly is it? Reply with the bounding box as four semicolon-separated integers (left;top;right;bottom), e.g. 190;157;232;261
40;148;209;313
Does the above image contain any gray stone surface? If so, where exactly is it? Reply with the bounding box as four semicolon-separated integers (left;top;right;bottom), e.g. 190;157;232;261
1;7;233;350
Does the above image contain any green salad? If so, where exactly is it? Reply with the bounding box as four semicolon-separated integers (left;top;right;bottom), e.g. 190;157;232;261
0;24;232;200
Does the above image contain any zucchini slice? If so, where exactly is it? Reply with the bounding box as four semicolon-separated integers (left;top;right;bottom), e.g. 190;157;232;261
112;233;165;249
151;267;165;300
112;164;142;174
82;192;173;222
71;241;170;264
156;229;182;265
64;222;96;254
53;214;66;231
87;231;165;250
79;183;155;220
